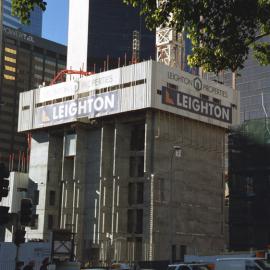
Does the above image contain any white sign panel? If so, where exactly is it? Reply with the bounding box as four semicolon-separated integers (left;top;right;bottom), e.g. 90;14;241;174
34;91;119;128
38;81;79;103
79;69;121;91
156;63;233;101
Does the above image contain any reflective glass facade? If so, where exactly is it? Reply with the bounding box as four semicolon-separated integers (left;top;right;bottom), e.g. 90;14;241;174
237;37;270;122
3;0;42;36
205;36;270;123
87;0;155;70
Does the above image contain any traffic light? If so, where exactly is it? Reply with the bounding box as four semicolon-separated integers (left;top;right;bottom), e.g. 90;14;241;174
0;163;9;201
0;206;10;225
20;198;33;226
14;228;26;245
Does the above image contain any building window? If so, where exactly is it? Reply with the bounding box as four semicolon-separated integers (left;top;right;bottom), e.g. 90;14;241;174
136;183;144;204
128;183;135;205
129;156;144;177
172;244;176;263
4;56;16;63
5;65;16;72
135;209;143;234
4;74;15;80
179;245;187;261
5;47;17;54
48;215;54;230
49;190;56;206
127;209;134;233
130;123;145;151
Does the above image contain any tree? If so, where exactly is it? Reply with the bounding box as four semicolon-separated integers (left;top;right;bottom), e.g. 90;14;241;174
11;0;46;25
124;0;270;73
11;0;270;73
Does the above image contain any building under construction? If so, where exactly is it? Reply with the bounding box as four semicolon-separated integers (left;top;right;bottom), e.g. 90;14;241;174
16;60;239;263
229;118;270;251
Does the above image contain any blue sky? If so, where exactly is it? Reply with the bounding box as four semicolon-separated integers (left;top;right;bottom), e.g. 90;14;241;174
42;0;69;45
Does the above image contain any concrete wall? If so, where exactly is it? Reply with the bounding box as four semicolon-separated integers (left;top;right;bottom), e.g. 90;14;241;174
151;110;225;259
27;132;63;240
25;109;227;263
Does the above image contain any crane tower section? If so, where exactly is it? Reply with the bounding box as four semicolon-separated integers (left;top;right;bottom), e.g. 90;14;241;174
156;1;183;69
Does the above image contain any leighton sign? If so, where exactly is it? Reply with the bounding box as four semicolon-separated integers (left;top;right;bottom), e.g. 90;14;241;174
162;87;232;123
168;71;228;98
34;91;118;127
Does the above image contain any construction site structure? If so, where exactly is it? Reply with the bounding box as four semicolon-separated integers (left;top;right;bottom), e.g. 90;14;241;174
14;60;239;264
156;26;183;69
155;0;184;69
132;30;140;64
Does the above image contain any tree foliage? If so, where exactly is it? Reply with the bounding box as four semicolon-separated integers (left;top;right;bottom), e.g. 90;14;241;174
11;0;270;73
124;0;270;73
11;0;46;25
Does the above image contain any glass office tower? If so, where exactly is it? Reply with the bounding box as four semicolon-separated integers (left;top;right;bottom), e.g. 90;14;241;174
87;0;155;70
3;0;42;36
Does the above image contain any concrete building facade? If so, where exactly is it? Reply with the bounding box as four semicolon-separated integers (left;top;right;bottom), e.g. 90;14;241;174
18;61;239;263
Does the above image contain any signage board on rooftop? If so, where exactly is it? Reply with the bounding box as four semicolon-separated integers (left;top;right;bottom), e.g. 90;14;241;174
18;60;239;132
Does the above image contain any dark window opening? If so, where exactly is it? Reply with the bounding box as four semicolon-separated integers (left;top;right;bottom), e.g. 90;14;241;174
172;244;176;263
128;183;135;205
129;156;144;177
48;215;54;230
130;123;145;151
49;190;56;206
127;209;134;233
179;245;187;261
136;183;144;204
136;209;143;234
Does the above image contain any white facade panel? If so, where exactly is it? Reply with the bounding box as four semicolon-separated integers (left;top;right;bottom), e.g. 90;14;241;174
36;81;78;103
18;61;239;132
18;90;34;132
66;0;89;75
151;61;239;129
79;69;121;92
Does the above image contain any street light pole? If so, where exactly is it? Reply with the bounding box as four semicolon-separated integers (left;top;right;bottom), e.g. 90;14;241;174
169;145;182;263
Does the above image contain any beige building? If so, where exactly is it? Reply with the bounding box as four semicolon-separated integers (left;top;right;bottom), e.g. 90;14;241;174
17;60;239;264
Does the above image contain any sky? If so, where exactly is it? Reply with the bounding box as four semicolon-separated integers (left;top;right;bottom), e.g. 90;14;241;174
42;0;69;45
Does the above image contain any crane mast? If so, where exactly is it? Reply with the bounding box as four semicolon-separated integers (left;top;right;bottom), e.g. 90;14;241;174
156;1;184;69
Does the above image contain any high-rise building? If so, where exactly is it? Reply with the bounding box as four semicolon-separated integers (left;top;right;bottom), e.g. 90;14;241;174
87;0;155;70
17;60;239;263
3;0;42;36
0;26;66;168
236;38;270;122
205;36;270;123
